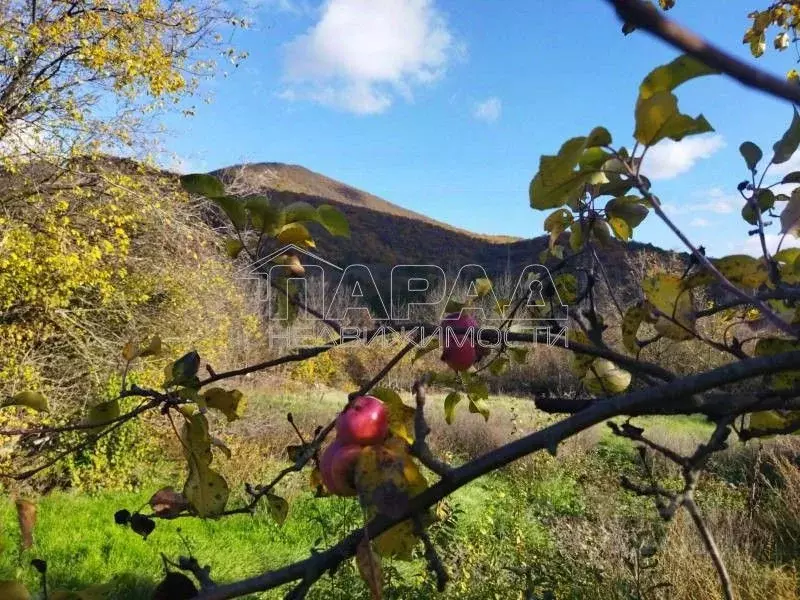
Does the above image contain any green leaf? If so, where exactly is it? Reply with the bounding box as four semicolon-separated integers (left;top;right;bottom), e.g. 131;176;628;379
579;147;612;169
508;347;528;364
283;201;318;223
168;351;201;388
634;91;713;146
316;204;351;238
202;388;246;422
181;414;229;517
606;196;649;229
553;273;578;303
209;196;247;230
276;222;314;247
3;391;48;412
544;209;573;250
354;440;427;559
749;33;766;58
444;392;461;425
781;171;800;185
86;400;120;431
569;223;585;251
468;398;490;421
749;410;789;434
639;55;718;100
184;464;229;518
740;142;763;173
586;126;612;147
773;107;800;165
754;338;800;390
180;174;225;198
608;216;632;241
713;255;769;288
246;196;282;234
741;202;758;226
529;137;592;210
590;219;613;246
224;238;244;259
757;189;775;211
266;494;289;525
372;387;415;444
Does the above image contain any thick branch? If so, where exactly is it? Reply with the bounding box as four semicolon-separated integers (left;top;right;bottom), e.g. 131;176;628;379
606;0;800;105
194;350;800;599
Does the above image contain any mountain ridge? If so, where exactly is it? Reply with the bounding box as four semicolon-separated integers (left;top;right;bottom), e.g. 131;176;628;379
211;162;522;244
206;161;687;305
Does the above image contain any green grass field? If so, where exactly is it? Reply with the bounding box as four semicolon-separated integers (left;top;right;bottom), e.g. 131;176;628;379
1;390;796;600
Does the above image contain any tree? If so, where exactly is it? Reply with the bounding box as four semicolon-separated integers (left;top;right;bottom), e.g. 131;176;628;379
2;1;800;599
0;0;246;170
0;1;249;433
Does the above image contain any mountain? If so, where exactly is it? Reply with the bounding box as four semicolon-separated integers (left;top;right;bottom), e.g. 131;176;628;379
209;162;687;307
213;162;520;244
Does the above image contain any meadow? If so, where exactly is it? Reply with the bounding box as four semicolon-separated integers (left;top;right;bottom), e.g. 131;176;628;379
2;390;798;600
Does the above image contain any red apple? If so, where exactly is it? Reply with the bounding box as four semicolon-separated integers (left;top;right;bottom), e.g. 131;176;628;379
441;313;478;371
320;440;362;497
335;395;389;446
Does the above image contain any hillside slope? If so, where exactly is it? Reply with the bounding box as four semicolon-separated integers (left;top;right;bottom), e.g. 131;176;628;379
209;162;686;304
212;163;520;244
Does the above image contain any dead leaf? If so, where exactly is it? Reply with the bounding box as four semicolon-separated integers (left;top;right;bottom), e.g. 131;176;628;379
356;537;383;600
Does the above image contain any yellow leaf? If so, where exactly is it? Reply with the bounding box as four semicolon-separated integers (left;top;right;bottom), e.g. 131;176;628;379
354;442;427;560
276;222;312;246
642;273;695;340
86;400;120;432
266;493;289;526
122;340;138;361
0;581;31;600
372;387;415;444
202;388;246;422
183;464;229;518
582;359;632;396
3;391;48;412
621;302;648;354
139;335;162;357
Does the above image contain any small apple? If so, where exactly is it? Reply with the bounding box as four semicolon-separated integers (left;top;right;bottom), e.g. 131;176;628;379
441;313;478;371
335;395;389;446
320;440;362;496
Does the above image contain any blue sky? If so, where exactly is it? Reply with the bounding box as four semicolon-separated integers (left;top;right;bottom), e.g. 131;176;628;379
163;0;800;258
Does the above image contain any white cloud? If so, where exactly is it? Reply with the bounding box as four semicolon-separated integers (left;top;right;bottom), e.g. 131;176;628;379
281;0;458;114
689;217;710;227
662;187;738;216
642;134;725;181
727;234;796;257
472;96;501;123
766;153;800;177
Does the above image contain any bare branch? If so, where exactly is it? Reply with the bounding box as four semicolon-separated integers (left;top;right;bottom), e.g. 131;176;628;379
194;350;800;599
411;378;453;478
606;0;800;105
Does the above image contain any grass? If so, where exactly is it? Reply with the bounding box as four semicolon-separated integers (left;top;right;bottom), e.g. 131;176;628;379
1;388;798;599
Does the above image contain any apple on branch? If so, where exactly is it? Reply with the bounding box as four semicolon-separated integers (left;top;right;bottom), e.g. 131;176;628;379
440;313;479;371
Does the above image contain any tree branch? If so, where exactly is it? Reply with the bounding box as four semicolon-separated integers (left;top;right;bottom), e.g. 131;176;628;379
606;0;800;105
194;350;800;599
